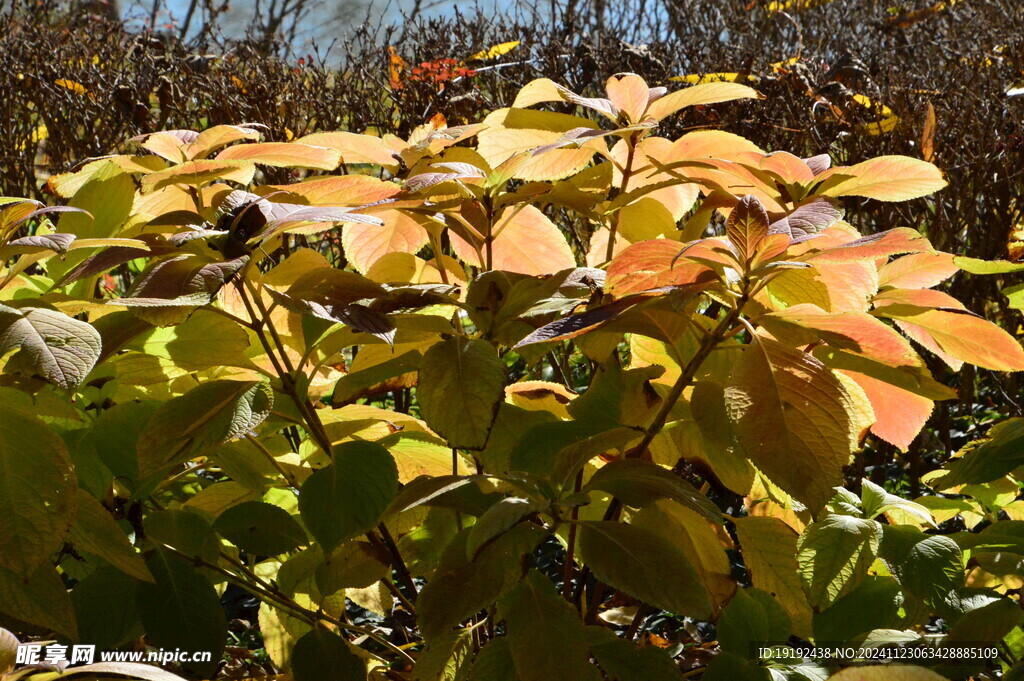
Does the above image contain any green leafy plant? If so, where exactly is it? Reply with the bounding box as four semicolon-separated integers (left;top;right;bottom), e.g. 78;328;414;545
1;74;1023;681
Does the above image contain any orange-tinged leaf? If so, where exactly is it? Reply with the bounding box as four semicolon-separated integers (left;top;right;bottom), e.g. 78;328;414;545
656;157;786;213
840;370;933;451
609;137;700;219
138;131;190;162
450;205;575;275
759;151;815;186
667;130;765;159
726;195;769;262
140;160;256;191
387;45;406;90
760;304;923;367
807;228;934;263
606;73;651;123
586;227;630;266
873;287;966;311
816;156;947;201
645;82;760;122
295;131;400;172
764;261;878;314
875;305;1024;372
264;175;401;206
606;239;717;297
725;336;856;512
185;124;263;160
215;142;342;170
878;252;958;289
341;209;431;274
921;102;937;162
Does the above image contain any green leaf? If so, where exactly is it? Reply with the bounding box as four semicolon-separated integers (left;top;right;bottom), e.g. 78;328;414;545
717;588;790;656
135;548;227;678
587;627;681;681
47;160;135;283
292;627;367;681
411;629;473;681
1005;282;1024;310
299;440;398;552
576;521;711;619
812;576;907;642
860;479;934;526
933;418;1024;488
879;525;963;606
468;637;520;681
478;403;559;474
797;515;882;609
69;489;153;582
212;500;307;555
0;563;77;640
315;541;391;594
701;652;771;681
0;628;16;676
137;379;273;479
508;419;603;477
726;337;856;512
332;349;422;406
130;309;251;370
83;401;157;483
466;497;548;559
582;458;722;523
418;336;506;449
0;304;101;390
71;566;143;649
733;516;813;638
954;256;1024;274
566;355;662;430
498;570;599;681
144;509;220;563
418;525;547;641
947;593;1023;643
0;409;76;575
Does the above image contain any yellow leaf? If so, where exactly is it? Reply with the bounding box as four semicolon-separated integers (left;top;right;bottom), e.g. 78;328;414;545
477;108;603;181
851;94;900;135
468;40;520;61
645;81;760;121
54;78;87;95
185;124;263;160
670;73;757;85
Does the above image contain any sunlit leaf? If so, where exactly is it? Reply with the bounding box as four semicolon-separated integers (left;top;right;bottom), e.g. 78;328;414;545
726;336;856;512
816;156;947;201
